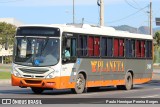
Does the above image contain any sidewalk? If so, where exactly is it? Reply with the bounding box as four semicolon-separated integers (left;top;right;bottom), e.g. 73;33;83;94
0;79;11;85
0;64;11;72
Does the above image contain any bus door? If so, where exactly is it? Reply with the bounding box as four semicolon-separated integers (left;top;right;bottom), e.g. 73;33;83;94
61;33;77;88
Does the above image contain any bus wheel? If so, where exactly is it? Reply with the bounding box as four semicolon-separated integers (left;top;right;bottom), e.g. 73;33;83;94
125;72;133;90
73;73;86;94
117;72;133;90
31;87;44;94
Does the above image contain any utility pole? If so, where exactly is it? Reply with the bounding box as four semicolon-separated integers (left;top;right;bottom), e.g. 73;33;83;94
73;0;75;24
150;0;153;35
100;0;104;26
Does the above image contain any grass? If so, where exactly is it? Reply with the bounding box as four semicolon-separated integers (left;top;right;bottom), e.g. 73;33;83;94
0;72;11;79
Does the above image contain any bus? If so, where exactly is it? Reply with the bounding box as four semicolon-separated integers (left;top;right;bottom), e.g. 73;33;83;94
11;24;153;94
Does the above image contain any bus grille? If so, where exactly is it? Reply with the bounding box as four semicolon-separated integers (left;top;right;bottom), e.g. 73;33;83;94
19;68;49;74
23;75;44;78
25;80;42;84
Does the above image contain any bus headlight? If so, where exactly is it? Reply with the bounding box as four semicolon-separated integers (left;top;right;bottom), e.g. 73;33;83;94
12;68;21;77
46;72;55;79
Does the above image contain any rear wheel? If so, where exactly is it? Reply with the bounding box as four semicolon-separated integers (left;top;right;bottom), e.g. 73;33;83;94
72;73;86;94
117;72;133;90
31;87;44;94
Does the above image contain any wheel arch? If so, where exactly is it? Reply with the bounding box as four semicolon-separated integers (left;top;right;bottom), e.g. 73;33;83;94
126;69;134;79
78;70;87;80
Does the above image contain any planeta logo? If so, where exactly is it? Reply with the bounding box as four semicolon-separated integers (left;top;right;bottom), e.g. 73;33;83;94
91;61;124;72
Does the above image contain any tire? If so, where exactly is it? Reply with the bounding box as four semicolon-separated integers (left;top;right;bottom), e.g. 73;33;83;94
31;87;44;94
72;73;86;94
117;72;133;90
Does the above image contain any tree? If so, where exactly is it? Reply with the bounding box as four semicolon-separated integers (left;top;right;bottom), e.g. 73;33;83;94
0;22;16;49
154;31;160;45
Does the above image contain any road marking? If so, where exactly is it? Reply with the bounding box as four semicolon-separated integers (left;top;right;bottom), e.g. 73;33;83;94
141;95;159;98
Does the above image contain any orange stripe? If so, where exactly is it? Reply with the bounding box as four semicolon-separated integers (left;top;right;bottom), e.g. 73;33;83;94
11;74;152;89
133;78;151;84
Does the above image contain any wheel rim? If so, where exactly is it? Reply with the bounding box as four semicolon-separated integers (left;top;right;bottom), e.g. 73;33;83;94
76;77;84;90
127;76;132;88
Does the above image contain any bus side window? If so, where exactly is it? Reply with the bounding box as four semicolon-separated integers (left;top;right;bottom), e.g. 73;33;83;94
88;36;94;56
78;35;87;56
136;40;141;58
119;39;124;57
126;39;130;58
107;38;113;57
114;38;119;57
131;40;135;57
94;37;100;56
141;41;145;58
101;37;107;56
71;38;77;57
146;41;152;58
62;35;77;63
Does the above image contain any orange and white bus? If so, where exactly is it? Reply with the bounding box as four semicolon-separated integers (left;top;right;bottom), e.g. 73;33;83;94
11;24;153;94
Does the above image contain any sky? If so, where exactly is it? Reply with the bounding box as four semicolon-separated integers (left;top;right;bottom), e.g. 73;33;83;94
0;0;159;28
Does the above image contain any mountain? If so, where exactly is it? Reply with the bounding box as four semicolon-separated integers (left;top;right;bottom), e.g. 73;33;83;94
112;25;137;33
112;25;160;35
138;26;150;34
154;27;160;32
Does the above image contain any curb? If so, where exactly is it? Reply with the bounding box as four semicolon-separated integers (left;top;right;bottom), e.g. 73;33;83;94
152;73;160;80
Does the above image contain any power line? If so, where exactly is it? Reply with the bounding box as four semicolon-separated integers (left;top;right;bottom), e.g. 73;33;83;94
0;0;24;3
106;5;148;24
124;0;139;10
132;0;141;9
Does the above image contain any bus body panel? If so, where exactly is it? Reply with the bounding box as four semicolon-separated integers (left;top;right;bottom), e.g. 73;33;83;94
11;24;153;91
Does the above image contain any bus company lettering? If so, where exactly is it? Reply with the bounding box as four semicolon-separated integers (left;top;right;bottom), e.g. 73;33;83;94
91;61;124;72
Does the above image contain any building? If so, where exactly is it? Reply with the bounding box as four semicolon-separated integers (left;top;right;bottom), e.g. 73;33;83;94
0;18;23;64
0;18;23;27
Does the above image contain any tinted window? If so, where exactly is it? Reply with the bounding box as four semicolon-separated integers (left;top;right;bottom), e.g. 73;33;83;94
101;37;107;56
119;39;124;57
78;36;87;56
107;38;113;57
88;36;94;56
146;41;152;58
126;39;135;58
114;38;119;57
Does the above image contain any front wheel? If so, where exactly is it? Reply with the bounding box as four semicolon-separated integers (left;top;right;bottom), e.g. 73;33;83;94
72;73;86;94
117;72;133;90
31;87;44;94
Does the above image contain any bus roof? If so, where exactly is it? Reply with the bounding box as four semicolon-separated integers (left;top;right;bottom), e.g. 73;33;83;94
18;24;153;40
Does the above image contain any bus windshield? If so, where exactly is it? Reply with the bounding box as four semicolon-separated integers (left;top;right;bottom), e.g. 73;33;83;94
14;37;60;67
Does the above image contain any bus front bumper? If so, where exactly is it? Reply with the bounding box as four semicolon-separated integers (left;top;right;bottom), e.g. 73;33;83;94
11;74;59;89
